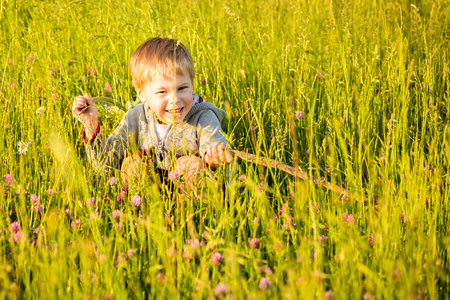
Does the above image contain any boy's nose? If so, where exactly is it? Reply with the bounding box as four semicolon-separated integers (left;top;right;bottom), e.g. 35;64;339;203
171;93;181;106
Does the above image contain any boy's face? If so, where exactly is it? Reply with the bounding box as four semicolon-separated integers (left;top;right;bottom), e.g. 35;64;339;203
137;71;194;124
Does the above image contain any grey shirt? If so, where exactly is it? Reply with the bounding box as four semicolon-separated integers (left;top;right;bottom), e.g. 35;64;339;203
86;94;227;171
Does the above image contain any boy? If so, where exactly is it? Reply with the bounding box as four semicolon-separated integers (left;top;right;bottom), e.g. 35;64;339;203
72;37;233;186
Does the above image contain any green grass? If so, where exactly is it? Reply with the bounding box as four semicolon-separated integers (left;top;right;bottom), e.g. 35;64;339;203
1;0;449;298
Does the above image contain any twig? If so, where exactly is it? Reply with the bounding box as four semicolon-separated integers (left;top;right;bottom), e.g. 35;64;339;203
92;96;127;112
230;149;372;205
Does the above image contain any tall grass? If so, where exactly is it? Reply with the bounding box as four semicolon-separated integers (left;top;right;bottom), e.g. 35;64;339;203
0;0;449;298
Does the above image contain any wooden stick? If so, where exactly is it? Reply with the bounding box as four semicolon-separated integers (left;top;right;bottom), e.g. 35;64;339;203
230;149;371;205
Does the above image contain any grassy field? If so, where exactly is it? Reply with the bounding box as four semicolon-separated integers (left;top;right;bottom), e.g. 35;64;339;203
1;0;449;298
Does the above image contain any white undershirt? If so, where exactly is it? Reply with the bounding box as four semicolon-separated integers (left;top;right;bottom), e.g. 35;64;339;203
155;123;170;141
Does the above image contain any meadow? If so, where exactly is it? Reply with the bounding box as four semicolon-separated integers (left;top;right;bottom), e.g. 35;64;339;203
1;0;449;298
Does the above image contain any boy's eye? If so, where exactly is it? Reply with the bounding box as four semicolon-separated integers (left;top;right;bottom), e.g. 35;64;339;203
178;86;187;90
157;91;166;94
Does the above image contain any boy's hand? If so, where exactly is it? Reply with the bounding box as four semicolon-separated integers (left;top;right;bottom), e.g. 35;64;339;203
205;143;233;165
72;93;99;137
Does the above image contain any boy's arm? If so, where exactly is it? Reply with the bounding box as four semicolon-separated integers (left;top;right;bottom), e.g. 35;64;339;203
84;114;137;171
72;94;137;171
196;110;233;167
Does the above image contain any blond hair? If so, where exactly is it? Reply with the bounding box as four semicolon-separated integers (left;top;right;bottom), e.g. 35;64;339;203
129;37;195;90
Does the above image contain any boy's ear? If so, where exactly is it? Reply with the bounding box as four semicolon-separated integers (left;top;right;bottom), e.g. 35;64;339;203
136;88;146;103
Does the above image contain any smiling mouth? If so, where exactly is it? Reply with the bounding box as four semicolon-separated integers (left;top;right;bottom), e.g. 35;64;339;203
165;107;183;117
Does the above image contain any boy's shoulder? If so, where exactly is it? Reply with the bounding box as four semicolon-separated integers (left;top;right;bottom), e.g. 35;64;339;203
187;98;226;123
124;102;146;119
119;102;148;128
127;102;145;114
